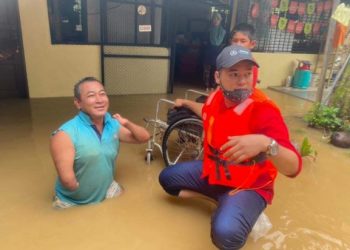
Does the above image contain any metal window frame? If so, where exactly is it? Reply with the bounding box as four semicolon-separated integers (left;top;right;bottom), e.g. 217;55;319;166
234;0;332;54
47;0;168;46
100;0;171;84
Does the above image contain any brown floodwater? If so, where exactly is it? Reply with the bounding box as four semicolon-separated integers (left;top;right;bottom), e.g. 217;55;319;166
0;87;349;250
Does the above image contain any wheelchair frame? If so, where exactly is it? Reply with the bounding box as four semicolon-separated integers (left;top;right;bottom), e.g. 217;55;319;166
144;89;208;165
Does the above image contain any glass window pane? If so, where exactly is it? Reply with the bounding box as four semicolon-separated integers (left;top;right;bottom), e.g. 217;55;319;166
48;0;165;46
107;2;135;44
137;5;151;44
87;0;100;43
48;0;87;43
138;0;152;3
153;7;162;44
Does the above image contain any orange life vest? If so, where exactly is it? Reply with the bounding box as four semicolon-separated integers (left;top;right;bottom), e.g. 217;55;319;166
202;88;278;189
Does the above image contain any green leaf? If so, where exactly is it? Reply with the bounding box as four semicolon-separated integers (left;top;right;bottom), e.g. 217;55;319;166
300;137;317;160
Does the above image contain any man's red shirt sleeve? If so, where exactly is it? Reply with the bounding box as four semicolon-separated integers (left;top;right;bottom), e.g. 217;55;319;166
250;103;302;177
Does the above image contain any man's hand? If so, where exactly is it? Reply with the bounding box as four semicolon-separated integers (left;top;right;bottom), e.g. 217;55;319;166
173;99;203;118
60;178;79;191
113;113;129;126
112;113;150;143
174;98;187;108
220;134;270;163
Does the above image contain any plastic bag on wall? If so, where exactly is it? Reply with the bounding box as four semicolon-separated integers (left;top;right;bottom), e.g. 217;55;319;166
287;20;296;33
332;3;350;27
289;1;298;14
304;22;313;35
298;2;306;16
250;2;260;19
271;0;279;9
307;3;316;15
324;0;332;15
279;0;289;12
295;22;304;34
313;22;321;36
270;14;279;28
278;17;288;30
316;2;324;15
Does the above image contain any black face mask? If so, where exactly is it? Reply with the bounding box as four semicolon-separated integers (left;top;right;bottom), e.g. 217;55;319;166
220;85;252;104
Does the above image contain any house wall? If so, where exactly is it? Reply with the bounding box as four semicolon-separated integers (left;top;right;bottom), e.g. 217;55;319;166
254;52;318;88
103;46;170;95
18;0;319;98
18;0;101;98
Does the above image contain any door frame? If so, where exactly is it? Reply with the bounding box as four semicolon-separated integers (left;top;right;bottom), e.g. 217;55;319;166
0;0;28;98
14;0;28;98
167;0;234;93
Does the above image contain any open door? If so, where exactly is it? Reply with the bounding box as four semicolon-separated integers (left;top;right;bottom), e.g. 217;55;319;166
0;0;28;98
168;0;233;91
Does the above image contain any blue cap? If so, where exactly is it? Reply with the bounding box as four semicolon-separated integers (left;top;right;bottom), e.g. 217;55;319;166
216;45;259;70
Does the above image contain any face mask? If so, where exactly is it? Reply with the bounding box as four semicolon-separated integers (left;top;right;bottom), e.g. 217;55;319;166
221;85;252;104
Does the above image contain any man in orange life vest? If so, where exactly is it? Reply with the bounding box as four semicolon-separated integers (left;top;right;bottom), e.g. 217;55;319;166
159;45;302;249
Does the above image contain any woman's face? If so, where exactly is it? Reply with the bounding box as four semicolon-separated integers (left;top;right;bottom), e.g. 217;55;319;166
212;17;221;27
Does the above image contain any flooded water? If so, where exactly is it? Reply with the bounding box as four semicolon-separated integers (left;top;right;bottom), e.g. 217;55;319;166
0;87;349;249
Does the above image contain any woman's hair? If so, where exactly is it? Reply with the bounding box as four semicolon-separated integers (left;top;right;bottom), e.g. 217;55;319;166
212;12;222;21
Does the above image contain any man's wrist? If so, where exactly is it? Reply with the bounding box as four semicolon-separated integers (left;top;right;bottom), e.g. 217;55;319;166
266;137;279;156
182;99;189;108
122;119;130;127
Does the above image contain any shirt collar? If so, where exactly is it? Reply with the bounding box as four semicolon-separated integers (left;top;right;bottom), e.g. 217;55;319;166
78;111;113;126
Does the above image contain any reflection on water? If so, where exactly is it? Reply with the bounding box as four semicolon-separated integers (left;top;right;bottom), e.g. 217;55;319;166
261;218;349;249
0;88;349;250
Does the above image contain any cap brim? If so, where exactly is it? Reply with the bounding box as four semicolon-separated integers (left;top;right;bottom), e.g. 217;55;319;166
219;58;259;69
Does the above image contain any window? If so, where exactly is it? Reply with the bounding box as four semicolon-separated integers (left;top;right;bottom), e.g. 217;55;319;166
47;0;166;46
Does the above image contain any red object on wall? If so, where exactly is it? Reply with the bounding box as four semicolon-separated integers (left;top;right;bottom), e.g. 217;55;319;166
271;0;279;8
316;2;324;15
287;20;296;33
295;22;304;34
298;61;311;70
333;22;348;49
289;1;298;14
312;22;321;35
324;0;332;11
270;14;279;28
298;2;306;16
251;2;260;19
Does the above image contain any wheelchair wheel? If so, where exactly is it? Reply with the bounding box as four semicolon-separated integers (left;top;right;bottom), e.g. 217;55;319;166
162;117;204;166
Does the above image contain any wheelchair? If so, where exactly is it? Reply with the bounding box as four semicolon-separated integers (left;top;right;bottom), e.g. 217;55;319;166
144;89;208;166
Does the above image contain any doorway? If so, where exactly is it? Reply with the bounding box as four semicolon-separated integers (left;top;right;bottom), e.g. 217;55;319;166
0;0;28;98
170;0;233;90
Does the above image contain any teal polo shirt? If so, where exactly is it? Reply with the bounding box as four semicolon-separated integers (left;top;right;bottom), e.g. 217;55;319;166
54;111;121;205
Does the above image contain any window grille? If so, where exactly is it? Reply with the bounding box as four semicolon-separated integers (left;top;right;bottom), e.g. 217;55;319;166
235;0;332;53
47;0;166;46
